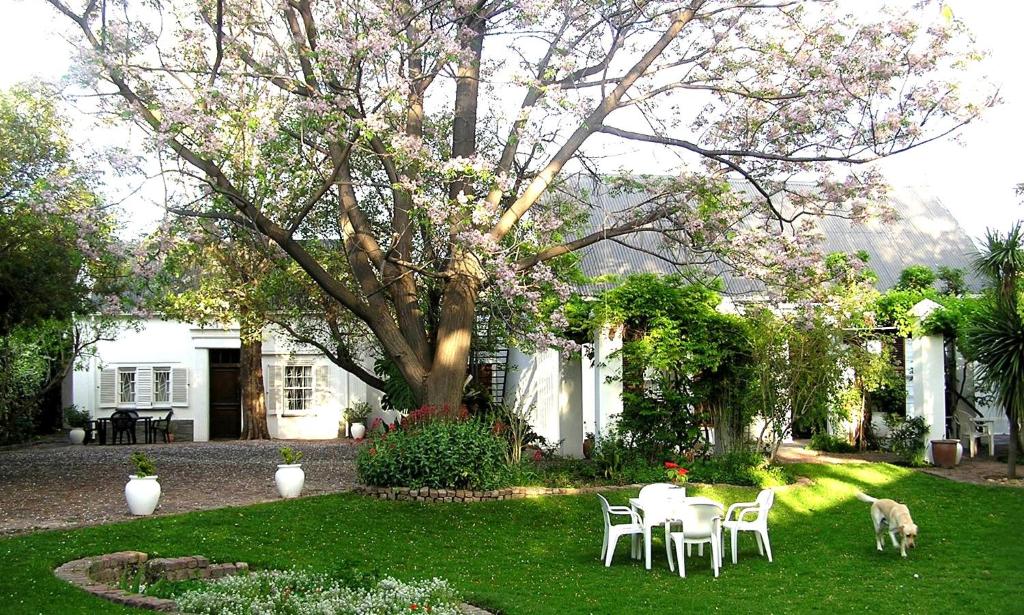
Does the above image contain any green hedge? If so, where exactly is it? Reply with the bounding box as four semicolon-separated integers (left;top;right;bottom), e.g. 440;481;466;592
356;419;509;490
683;450;793;487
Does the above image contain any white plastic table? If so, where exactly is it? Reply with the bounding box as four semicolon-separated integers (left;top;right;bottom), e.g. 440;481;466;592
629;494;723;570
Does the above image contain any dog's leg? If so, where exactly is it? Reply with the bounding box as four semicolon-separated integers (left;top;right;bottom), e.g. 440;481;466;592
889;529;900;548
899;537;908;558
873;518;884;551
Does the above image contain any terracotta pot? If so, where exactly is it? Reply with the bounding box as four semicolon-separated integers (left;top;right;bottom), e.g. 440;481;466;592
931;439;960;469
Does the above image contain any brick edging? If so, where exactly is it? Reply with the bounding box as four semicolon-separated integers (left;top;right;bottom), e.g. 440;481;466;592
54;551;248;612
355;483;649;502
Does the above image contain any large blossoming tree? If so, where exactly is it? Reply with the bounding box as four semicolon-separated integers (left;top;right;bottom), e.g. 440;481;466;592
45;0;988;410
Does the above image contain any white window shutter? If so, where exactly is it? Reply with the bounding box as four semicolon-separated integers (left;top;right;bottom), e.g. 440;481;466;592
267;365;283;415
135;367;153;408
314;365;330;414
99;368;116;408
171;367;189;407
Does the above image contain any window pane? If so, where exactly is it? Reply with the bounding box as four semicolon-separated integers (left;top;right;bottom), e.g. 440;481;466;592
283;365;312;412
154;368;171;403
119;369;136;403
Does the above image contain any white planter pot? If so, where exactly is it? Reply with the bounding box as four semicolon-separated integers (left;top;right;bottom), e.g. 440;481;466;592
125;475;161;516
68;428;86;445
350;422;366;440
275;464;305;499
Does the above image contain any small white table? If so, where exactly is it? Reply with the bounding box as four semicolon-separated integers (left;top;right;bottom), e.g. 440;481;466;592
629;494;724;570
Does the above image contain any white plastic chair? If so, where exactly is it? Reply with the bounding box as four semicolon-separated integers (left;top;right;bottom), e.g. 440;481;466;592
666;501;723;578
955;410;996;457
597;494;644;567
636;483;685;570
721;488;775;564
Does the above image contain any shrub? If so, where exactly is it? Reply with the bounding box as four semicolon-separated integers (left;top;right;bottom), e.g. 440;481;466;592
808;432;857;453
173;570;462;615
884;414;929;466
684;450;793;487
63;405;89;429
357;419;509;490
279;447;303;465
130;452;156;478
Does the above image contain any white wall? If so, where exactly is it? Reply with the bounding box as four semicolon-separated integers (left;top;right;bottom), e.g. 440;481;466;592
67;318;384;441
906;333;947;461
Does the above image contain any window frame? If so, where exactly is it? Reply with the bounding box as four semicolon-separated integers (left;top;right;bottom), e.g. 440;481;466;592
117;367;137;406
153;367;172;407
282;364;314;416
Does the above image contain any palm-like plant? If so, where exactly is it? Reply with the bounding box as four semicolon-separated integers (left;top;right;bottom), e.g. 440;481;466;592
965;223;1024;478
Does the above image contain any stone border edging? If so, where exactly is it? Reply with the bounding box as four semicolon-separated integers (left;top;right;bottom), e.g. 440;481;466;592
54;551;248;612
356;483;649;502
356;477;812;503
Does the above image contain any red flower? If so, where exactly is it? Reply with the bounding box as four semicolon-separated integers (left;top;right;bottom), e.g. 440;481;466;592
410;604;419;611
532;449;543;462
664;461;679;469
677;468;688;475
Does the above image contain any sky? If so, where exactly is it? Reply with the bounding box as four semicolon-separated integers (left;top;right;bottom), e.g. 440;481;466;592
1;0;1021;242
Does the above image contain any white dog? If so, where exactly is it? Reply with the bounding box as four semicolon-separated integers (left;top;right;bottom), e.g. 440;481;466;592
856;492;918;557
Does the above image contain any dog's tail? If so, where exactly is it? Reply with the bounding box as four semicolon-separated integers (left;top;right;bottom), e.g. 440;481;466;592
855;491;877;504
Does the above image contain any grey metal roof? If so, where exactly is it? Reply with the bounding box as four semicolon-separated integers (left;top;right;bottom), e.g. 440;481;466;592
559;178;981;297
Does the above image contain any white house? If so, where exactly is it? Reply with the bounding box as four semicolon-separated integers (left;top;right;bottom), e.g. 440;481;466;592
65;181;1002;451
65;319;383;441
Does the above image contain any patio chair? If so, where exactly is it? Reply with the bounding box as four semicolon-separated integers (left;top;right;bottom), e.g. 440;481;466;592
721;488;775;565
667;501;723;578
110;411;138;445
597;494;644;567
150;410;174;443
954;409;995;457
637;483;685;569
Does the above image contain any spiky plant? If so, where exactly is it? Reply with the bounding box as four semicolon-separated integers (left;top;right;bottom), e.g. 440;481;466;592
966;223;1024;478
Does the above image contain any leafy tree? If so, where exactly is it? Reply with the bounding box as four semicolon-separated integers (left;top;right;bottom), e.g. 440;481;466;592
0;86;129;442
45;0;990;412
896;265;936;292
963;223;1024;478
937;266;968;297
589;274;751;459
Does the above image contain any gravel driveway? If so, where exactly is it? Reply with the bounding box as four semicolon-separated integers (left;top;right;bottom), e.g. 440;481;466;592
0;439;359;535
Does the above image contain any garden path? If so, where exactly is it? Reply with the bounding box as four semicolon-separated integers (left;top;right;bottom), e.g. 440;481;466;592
777;440;1024;488
0;439;359;535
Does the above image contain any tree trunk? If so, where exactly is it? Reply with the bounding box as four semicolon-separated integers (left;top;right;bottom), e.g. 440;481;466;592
240;331;270;440
1008;407;1018;479
423;262;480;409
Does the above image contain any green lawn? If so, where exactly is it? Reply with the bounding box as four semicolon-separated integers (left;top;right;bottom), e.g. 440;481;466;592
2;463;1023;614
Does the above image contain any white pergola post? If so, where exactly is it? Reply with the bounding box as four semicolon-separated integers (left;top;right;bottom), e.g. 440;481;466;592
905;300;947;462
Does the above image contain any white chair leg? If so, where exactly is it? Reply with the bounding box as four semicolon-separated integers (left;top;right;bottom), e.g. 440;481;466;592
665;526;675;572
645;526;652;570
711;540;720;577
754;531;764;556
675;539;686;578
601;526;609;561
731;529;738;564
760;530;773;562
698;543;704;557
606;533;619;567
988;435;995;456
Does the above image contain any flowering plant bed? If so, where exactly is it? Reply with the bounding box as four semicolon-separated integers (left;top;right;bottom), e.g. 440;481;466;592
154;569;468;615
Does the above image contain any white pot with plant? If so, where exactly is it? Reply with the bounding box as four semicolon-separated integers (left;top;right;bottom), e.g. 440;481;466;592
345;402;372;440
125;452;161;515
275;447;305;498
65;405;89;445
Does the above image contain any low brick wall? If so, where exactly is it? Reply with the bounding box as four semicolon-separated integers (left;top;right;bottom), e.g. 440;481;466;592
355;483;646;503
54;551;247;612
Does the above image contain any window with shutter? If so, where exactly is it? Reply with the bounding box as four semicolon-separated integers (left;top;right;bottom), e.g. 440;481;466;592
171;367;189;407
283;365;313;415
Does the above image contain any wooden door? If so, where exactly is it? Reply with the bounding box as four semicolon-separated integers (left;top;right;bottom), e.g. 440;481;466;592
209;349;241;439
